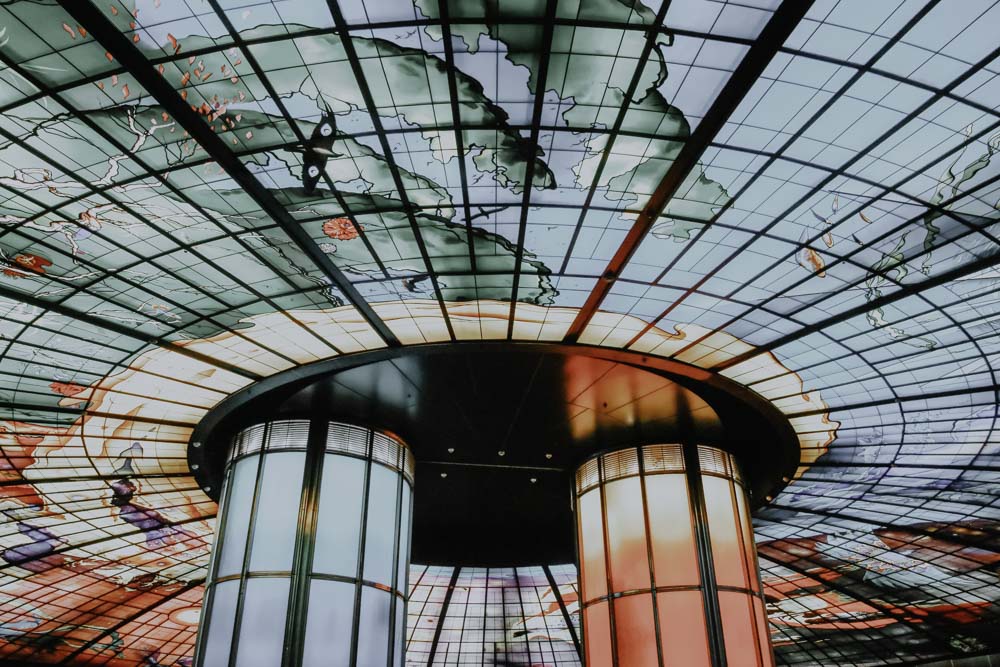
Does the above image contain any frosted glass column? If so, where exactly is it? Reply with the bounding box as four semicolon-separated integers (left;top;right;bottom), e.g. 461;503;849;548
195;420;414;667
575;444;772;667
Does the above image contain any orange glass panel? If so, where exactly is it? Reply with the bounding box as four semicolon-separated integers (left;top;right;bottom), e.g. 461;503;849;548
644;473;699;587
753;596;775;667
719;591;761;667
584;602;613;667
613;594;659;667
657;591;711;667
702;475;749;589
735;485;760;593
578;489;608;602
604;477;652;593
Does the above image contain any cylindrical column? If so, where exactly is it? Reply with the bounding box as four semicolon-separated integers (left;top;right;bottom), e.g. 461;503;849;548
574;444;772;667
195;419;414;667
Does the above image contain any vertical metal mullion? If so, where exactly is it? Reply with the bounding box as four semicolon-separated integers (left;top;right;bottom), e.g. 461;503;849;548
404;565;427;656
349;427;375;667
228;422;272;667
481;567;491;667
401;481;415;658
597;457;619;667
542;564;582;658
194;455;236;667
428;566;462;665
283;419;327;667
506;0;558;336
572;480;586;666
637;449;666;667
386;455;405;667
684;443;727;667
730;474;772;666
727;475;760;666
512;568;532;666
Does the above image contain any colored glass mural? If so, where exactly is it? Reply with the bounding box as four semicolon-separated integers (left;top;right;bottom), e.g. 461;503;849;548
0;0;995;664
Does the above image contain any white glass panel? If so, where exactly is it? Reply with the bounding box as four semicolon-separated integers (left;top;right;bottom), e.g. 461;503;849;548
393;598;405;667
395;485;412;592
248;452;305;572
363;465;400;586
357;586;392;667
302;579;355;667
235;577;290;667
200;580;238;667
313;454;366;577
217;457;259;578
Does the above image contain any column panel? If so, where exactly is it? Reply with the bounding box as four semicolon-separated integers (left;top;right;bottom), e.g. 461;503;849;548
574;444;774;667
195;419;415;667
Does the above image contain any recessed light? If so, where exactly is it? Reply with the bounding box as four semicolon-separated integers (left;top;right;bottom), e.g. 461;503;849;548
530;477;537;483
440;472;448;478
447;447;455;454
498;450;506;456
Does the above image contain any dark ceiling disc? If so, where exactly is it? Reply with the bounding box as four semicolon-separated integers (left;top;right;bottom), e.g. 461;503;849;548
190;342;799;566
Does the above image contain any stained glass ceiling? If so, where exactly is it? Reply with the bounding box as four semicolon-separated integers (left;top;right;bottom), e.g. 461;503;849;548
0;0;997;664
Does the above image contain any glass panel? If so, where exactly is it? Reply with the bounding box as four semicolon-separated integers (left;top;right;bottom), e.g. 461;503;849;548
364;465;401;587
200;580;238;667
249;452;306;572
658;590;712;667
701;475;749;589
393;598;405;667
719;591;760;667
358;586;392;667
235;577;290;667
577;489;608;602
734;483;760;594
604;477;651;593
753;596;772;665
613;593;658;667
644;473;700;587
217;456;259;578
313;454;366;577
302;579;355;667
395;485;412;592
583;602;612;667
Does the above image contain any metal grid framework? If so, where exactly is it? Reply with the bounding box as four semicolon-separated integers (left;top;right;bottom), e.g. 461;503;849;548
406;564;582;666
0;0;995;665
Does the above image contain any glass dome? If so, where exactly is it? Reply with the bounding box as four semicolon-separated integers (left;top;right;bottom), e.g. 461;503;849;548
0;0;997;665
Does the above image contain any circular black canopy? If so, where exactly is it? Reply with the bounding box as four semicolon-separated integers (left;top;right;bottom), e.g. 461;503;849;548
190;342;799;565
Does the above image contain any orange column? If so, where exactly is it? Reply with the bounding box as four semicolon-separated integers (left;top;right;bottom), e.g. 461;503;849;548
574;444;773;667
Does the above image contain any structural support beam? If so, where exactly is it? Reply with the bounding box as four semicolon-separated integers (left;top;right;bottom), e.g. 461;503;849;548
542;564;583;657
563;0;815;343
426;567;462;665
